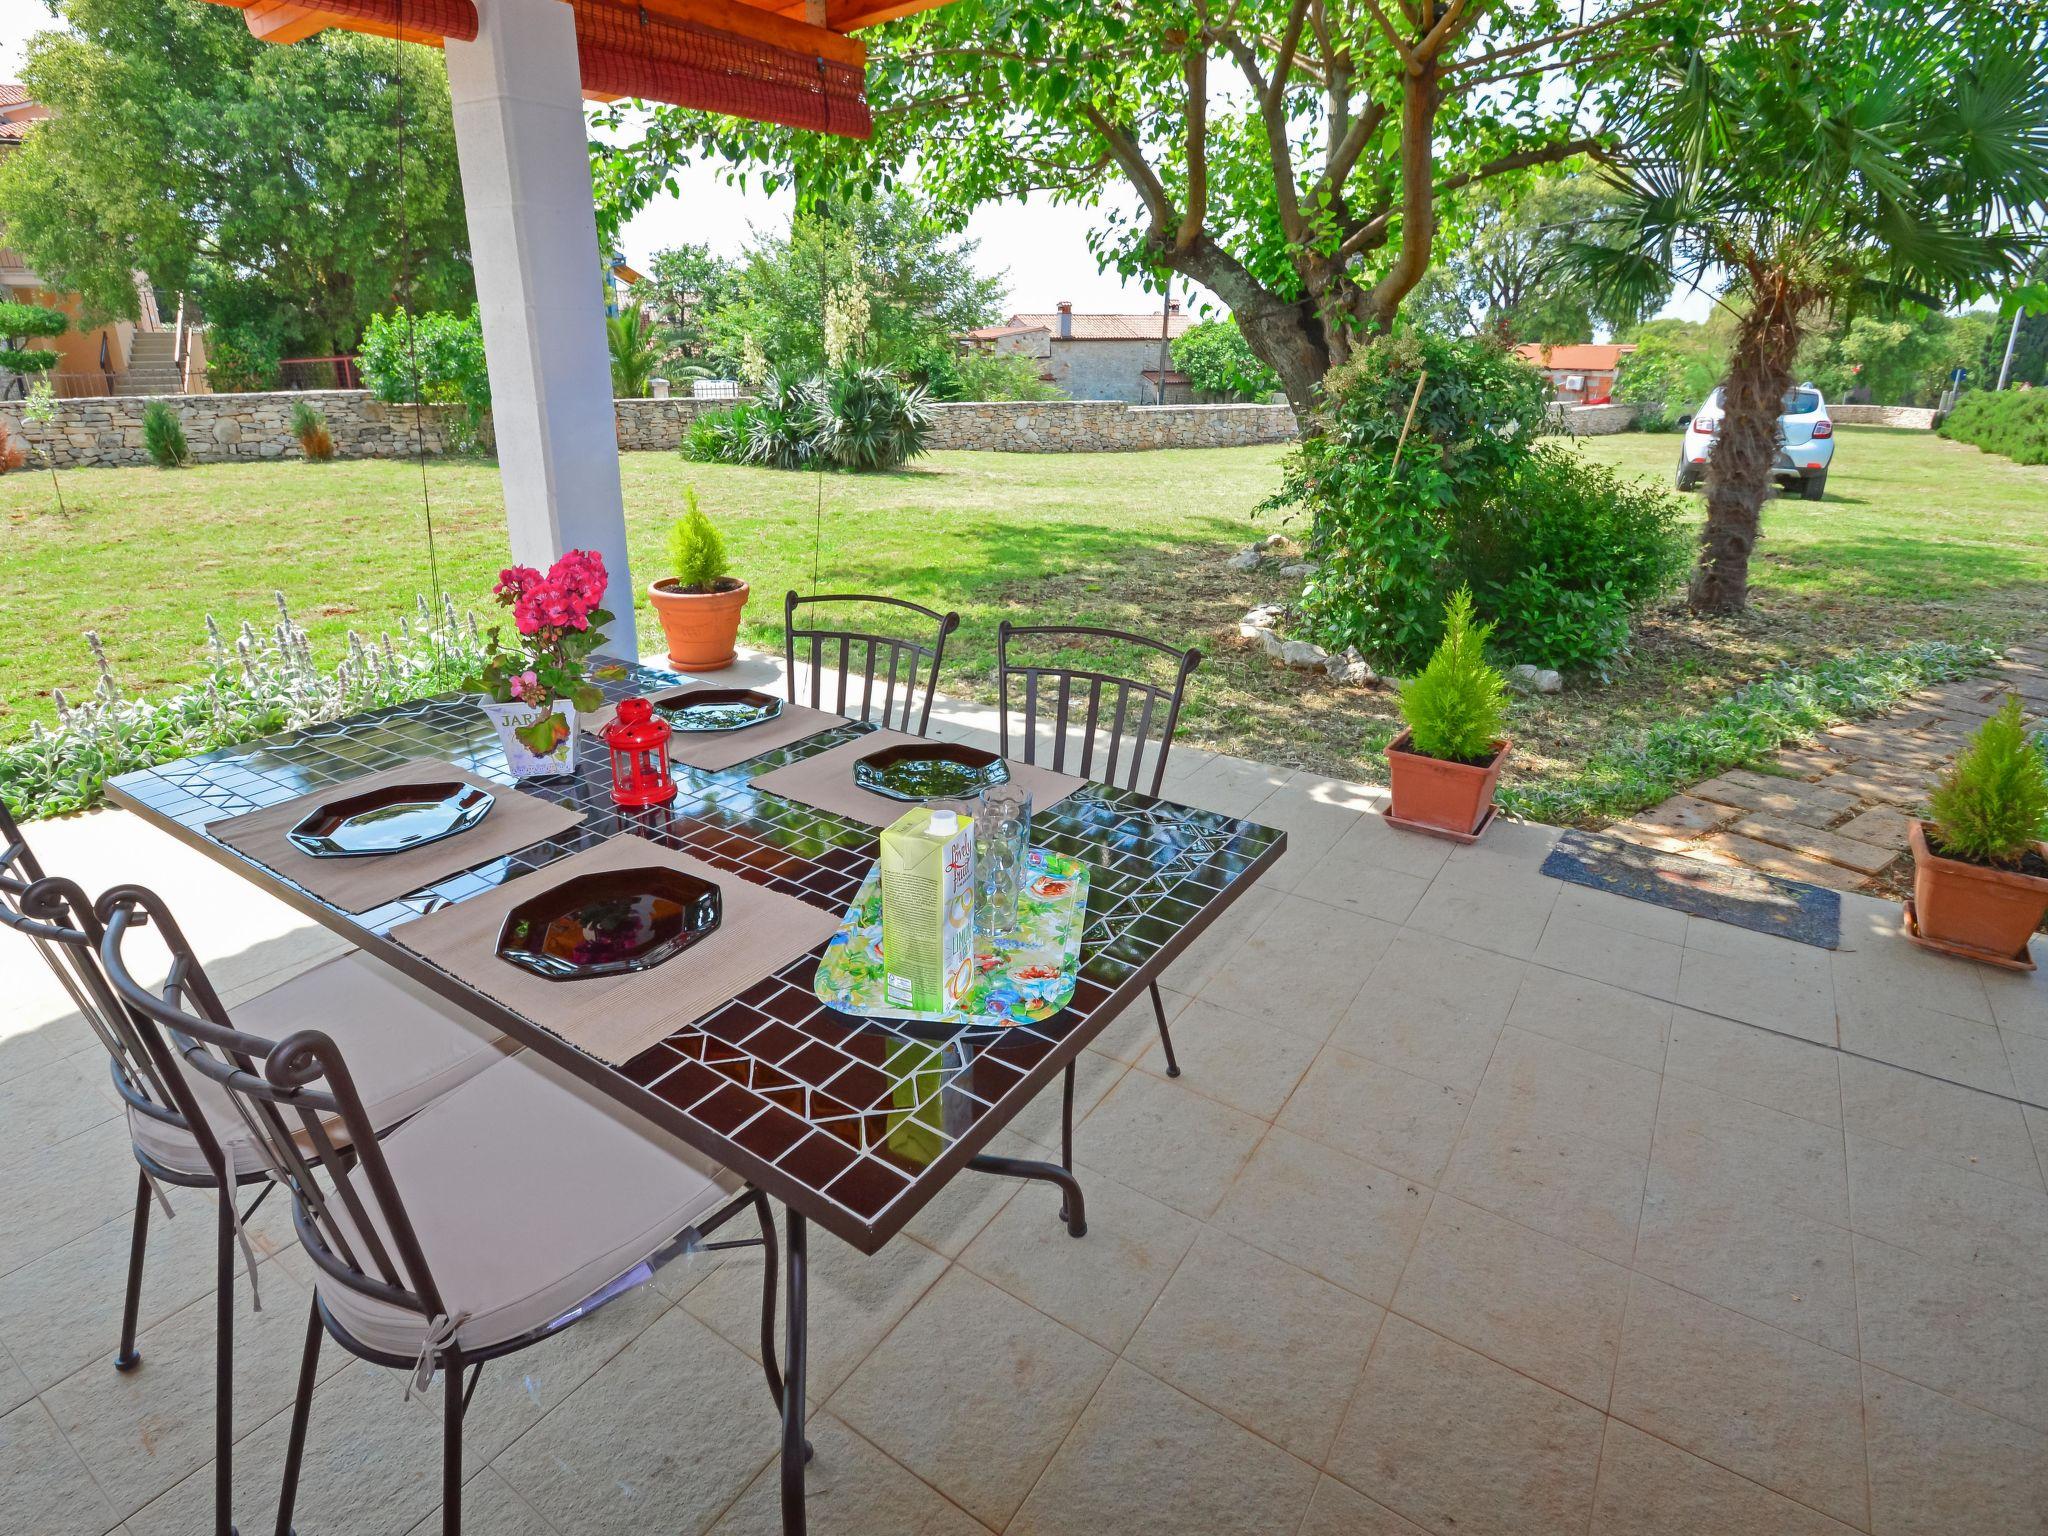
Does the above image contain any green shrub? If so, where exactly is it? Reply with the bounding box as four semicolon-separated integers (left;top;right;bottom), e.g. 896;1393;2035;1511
666;488;731;591
1171;319;1281;402
811;367;931;471
910;345;1060;402
1938;389;2048;466
0;596;484;821
141;401;189;467
1614;335;1721;432
360;306;493;451
1273;332;1548;671
681;409;727;463
1399;589;1509;763
1453;446;1691;675
1926;695;2048;866
290;399;335;461
204;325;281;393
740;374;819;469
679;368;929;472
0;300;66;382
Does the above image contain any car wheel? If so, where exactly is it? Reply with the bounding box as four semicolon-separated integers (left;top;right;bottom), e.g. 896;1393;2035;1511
1801;471;1827;501
1676;464;1700;491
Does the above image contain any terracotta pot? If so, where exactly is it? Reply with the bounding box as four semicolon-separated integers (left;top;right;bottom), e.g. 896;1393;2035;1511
1908;819;2048;967
1385;729;1510;840
648;578;749;671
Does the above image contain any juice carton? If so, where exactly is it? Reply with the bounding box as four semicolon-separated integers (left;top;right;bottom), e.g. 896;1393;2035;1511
880;805;975;1012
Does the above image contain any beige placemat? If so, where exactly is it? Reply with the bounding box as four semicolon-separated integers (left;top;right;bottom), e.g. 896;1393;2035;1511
389;833;841;1066
584;688;846;773
207;759;584;914
749;729;1087;828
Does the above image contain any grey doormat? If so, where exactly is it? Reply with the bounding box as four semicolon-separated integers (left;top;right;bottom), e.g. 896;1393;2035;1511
1541;830;1843;950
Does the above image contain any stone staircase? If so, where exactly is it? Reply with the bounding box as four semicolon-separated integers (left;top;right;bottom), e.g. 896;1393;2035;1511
112;328;186;396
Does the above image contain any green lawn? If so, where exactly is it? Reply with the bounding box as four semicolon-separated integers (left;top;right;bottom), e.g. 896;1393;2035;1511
0;447;1281;741
3;425;2044;811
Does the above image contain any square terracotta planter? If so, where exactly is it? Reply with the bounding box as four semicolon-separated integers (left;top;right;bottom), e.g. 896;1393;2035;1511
1905;818;2047;971
1384;730;1510;842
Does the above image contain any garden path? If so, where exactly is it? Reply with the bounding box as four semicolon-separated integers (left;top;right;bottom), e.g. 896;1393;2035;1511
1612;639;2048;893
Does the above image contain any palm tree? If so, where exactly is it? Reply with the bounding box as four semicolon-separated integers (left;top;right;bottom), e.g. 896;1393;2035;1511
606;308;660;399
1576;5;2048;614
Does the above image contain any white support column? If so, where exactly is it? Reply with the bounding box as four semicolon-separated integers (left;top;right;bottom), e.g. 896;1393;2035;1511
445;0;637;656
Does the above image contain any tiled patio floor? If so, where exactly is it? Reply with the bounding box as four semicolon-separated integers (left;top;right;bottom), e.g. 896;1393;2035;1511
4;681;2047;1535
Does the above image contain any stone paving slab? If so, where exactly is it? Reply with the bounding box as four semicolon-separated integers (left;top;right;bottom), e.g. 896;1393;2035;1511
1619;639;2047;897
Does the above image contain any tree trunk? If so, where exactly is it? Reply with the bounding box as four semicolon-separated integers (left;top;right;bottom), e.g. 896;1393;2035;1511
1154;235;1332;419
1691;274;1805;615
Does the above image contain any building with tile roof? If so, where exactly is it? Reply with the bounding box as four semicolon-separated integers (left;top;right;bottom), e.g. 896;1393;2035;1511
965;301;1197;403
1512;341;1637;404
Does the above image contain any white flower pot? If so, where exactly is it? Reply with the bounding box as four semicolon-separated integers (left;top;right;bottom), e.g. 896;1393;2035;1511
480;698;580;780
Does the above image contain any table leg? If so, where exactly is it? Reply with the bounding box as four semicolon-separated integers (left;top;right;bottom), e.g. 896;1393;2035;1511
1059;1061;1076;1225
780;1207;808;1536
967;1149;1087;1238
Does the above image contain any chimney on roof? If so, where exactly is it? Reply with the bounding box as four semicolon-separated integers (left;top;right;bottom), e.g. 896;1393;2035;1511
1056;301;1073;339
1168;300;1180;314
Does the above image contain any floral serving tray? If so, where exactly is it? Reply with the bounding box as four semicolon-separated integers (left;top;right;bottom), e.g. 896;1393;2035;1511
853;742;1013;803
658;688;784;733
814;848;1089;1034
287;782;493;859
497;866;721;981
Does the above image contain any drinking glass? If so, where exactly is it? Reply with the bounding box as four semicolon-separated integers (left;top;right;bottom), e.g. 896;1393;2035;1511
974;782;1032;937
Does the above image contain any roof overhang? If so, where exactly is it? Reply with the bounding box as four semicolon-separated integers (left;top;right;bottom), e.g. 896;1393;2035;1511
199;0;952;137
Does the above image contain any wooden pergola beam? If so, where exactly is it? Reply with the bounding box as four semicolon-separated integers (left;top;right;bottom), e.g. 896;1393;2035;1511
204;0;873;65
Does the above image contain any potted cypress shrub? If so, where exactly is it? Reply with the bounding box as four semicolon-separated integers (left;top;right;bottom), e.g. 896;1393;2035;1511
648;489;749;670
1385;588;1511;841
1907;695;2048;970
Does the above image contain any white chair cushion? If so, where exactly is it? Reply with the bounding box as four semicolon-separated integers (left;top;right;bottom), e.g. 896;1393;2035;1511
313;1049;740;1358
127;952;511;1179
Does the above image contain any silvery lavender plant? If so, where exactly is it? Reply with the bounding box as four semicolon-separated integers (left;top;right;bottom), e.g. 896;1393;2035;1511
1;595;487;821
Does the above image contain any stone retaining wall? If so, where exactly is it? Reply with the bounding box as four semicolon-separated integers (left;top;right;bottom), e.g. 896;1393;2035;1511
0;389;478;468
0;389;1299;467
1827;403;1937;429
922;400;1298;452
1548;402;1639;435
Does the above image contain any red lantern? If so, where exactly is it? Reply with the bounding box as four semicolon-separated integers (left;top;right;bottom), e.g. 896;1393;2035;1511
603;697;677;807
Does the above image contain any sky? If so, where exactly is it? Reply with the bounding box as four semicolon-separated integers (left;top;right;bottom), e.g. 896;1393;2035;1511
0;12;1709;325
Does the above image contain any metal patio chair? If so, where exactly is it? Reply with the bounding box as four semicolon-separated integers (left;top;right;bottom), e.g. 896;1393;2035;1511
97;883;792;1536
1;798;511;1536
784;589;961;735
996;620;1203;1134
0;827;263;1384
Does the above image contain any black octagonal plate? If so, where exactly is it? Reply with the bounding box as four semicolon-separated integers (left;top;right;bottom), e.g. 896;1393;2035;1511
286;782;494;859
657;688;784;733
853;742;1013;803
496;866;722;982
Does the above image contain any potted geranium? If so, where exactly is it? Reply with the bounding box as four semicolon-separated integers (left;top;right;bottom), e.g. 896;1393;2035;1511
468;550;612;778
1908;695;2048;969
648;489;748;670
1385;588;1511;841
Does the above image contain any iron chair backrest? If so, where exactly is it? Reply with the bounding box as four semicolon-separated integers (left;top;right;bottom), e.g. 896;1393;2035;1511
784;590;961;736
0;800;205;1156
96;885;451;1333
996;622;1203;797
0;796;46;893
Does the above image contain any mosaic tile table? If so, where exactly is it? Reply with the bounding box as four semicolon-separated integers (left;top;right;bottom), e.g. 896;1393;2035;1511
106;663;1284;1536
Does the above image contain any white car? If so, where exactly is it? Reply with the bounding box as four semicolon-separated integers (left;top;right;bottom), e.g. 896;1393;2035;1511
1677;384;1834;500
